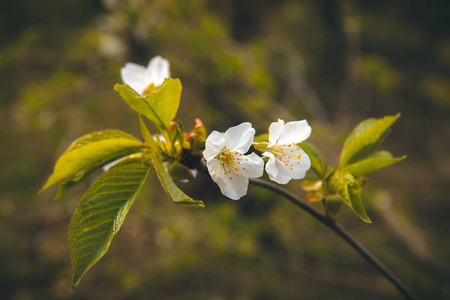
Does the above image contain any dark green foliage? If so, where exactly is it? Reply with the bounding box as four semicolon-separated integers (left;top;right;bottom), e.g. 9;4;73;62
69;160;150;290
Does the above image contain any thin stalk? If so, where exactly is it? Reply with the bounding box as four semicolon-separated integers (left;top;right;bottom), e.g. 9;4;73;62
249;178;419;300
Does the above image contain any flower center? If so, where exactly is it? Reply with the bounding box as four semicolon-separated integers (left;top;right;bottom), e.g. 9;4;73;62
271;143;302;171
143;83;157;95
217;148;246;179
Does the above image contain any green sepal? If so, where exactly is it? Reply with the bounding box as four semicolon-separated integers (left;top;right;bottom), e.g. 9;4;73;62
343;150;406;178
69;158;150;291
340;114;400;168
151;152;205;208
114;78;182;129
298;142;325;178
41;130;142;196
139;114;158;149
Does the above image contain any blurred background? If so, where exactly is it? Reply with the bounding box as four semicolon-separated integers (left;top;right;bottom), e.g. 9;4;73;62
1;0;449;299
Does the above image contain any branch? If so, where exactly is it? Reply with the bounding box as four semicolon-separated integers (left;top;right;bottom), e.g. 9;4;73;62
249;178;419;300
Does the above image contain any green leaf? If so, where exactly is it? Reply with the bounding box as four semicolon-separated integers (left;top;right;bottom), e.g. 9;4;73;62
69;161;150;291
299;142;325;178
323;168;371;223
151;153;205;208
340;114;400;168
343;118;376;149
41;130;142;195
343;151;406;178
55;154;148;201
114;78;182;128
139;114;158;149
345;173;371;223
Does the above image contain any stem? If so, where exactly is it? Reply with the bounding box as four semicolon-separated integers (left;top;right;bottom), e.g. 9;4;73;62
249;178;419;300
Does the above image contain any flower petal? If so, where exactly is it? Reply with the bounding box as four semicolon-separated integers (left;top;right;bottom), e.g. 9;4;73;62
147;56;171;86
263;152;278;179
121;62;152;96
265;147;311;184
268;119;285;147
207;159;249;200
238;152;264;178
277;120;311;145
223;122;255;153
203;131;226;161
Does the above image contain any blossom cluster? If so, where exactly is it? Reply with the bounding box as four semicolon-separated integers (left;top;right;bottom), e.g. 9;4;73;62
203;120;311;200
121;55;312;200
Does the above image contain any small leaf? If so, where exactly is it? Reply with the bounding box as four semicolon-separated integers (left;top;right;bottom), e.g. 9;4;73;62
345;173;372;223
41;130;142;195
340;114;400;168
298;142;325;178
69;161;150;291
323;168;371;223
114;78;182;128
343;151;406;178
151;153;205;208
139;114;158;149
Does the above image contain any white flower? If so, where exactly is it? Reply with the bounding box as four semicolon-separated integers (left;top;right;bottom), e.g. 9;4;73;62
121;55;170;96
262;119;311;184
203;122;264;200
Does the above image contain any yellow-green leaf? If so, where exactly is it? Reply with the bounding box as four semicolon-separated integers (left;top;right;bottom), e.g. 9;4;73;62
151;153;204;208
343;151;406;178
345;173;372;223
340;114;400;168
343;118;376;149
114;78;182;128
139;114;158;149
41;130;142;195
324;168;371;223
69;161;150;291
